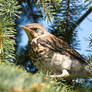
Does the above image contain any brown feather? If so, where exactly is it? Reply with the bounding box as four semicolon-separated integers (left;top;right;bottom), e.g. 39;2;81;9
37;34;86;63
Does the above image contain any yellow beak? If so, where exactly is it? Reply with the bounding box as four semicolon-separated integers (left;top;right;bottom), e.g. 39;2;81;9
20;26;38;39
20;26;30;32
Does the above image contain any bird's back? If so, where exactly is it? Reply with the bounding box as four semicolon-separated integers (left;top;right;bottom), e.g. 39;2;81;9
36;33;86;63
28;33;86;69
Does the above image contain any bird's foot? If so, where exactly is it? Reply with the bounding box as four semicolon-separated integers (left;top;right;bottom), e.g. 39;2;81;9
50;69;70;78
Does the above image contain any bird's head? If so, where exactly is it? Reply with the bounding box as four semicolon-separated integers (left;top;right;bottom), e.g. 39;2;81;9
21;23;48;40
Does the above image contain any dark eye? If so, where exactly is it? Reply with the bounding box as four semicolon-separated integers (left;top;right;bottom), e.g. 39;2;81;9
30;28;38;31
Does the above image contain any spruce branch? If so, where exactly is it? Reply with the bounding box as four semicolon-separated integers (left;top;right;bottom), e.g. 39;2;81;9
73;7;92;30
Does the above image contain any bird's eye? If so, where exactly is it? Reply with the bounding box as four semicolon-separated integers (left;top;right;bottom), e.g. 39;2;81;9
30;28;37;31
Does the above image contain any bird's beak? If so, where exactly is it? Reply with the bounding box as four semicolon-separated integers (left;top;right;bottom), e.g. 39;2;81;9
21;26;30;32
20;26;38;39
20;26;26;29
20;26;31;36
21;26;32;39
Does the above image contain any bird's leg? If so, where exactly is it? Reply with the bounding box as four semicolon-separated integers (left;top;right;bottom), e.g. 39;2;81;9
50;69;70;78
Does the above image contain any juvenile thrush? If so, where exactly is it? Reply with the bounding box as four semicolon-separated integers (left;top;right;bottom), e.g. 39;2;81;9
21;23;92;78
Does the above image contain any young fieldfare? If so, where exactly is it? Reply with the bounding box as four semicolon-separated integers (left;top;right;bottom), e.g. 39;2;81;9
21;23;92;78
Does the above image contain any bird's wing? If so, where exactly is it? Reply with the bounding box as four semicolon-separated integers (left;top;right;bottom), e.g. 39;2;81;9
37;34;86;63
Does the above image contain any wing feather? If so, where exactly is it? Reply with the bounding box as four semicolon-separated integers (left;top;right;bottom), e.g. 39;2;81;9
37;34;86;63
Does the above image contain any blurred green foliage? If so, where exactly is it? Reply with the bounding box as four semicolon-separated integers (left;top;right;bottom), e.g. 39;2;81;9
0;63;92;92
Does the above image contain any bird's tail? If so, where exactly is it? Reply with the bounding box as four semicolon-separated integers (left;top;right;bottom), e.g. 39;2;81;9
84;64;92;78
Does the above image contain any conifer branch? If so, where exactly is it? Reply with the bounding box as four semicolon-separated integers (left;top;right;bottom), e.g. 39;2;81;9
73;7;92;30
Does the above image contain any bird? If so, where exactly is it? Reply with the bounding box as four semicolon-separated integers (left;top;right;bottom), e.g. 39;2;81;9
21;23;92;78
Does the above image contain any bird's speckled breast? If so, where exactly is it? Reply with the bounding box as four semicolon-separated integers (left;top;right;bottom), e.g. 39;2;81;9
28;38;72;74
28;39;53;69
